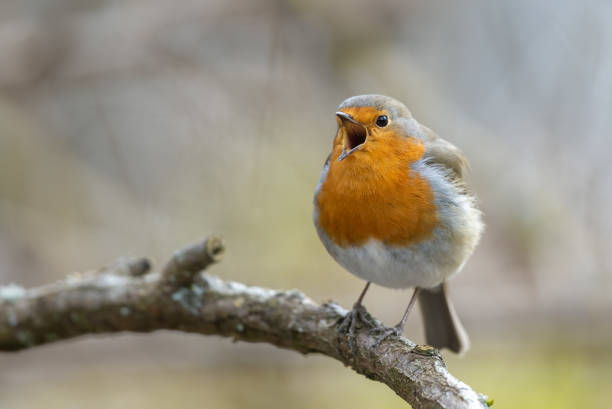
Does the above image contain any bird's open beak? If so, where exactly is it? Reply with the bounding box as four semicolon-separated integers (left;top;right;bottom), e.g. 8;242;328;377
336;111;367;161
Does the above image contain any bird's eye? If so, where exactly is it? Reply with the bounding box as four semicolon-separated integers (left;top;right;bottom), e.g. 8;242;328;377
375;115;389;127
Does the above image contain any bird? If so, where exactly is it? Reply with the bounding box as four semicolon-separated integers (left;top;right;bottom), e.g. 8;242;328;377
313;94;483;354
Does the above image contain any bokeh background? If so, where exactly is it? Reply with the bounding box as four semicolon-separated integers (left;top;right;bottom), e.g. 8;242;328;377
1;1;611;408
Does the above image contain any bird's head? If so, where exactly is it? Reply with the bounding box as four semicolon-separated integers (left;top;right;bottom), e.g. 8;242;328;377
334;94;422;162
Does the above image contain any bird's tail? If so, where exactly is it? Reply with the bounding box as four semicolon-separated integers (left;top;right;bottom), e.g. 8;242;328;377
418;282;470;354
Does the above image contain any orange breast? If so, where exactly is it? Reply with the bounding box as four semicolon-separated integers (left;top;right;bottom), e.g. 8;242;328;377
316;136;438;247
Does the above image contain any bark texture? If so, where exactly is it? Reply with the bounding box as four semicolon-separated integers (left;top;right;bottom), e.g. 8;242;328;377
0;236;490;409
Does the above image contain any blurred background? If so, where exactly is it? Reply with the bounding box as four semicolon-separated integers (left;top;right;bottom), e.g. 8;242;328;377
1;0;611;408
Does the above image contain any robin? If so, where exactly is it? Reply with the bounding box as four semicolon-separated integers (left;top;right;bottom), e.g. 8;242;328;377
313;95;483;353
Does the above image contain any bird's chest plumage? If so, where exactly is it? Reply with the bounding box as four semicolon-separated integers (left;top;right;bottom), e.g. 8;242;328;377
315;139;438;248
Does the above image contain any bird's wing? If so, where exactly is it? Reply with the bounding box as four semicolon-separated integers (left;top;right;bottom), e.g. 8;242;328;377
420;124;469;180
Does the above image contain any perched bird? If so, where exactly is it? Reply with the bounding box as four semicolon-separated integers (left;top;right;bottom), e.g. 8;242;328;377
313;95;483;353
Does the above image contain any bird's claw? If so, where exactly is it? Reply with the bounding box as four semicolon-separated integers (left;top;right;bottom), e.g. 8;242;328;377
337;304;376;355
370;325;403;349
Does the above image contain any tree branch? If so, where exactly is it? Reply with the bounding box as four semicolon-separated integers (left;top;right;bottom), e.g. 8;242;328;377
0;236;489;409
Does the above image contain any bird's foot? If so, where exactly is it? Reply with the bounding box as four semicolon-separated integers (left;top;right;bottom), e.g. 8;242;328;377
370;325;403;349
337;303;376;355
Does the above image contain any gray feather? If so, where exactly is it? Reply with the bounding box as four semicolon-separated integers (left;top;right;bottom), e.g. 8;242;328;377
418;282;470;354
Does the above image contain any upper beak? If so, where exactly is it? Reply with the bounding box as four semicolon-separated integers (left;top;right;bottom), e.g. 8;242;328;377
336;112;367;153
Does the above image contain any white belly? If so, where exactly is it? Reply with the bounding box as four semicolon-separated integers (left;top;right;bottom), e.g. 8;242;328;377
337;238;448;288
316;231;456;289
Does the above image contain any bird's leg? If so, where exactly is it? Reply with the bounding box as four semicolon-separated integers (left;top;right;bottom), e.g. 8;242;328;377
394;286;421;331
338;282;375;353
372;287;421;347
